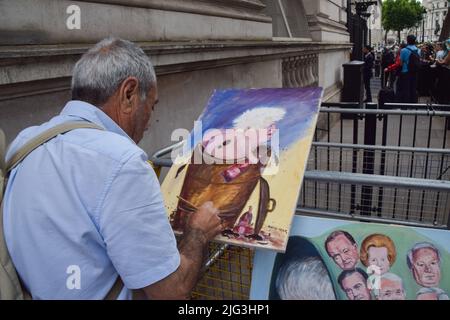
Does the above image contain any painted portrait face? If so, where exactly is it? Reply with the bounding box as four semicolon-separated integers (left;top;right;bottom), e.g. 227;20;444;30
326;234;359;270
341;272;371;300
202;128;272;163
368;246;390;274
202;129;248;162
378;278;405;300
412;248;441;287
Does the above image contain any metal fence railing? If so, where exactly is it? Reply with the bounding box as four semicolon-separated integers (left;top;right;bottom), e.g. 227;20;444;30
317;104;450;149
300;170;450;228
307;107;450;227
304;143;450;226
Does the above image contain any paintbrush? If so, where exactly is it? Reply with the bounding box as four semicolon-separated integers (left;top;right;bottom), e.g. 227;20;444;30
177;196;230;218
177;196;199;211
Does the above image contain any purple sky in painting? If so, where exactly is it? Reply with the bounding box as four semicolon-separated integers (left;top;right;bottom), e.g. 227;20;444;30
191;88;323;150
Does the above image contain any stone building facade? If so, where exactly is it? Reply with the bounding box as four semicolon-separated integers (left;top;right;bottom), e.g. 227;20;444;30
368;0;383;47
0;0;352;156
421;0;448;42
396;0;448;43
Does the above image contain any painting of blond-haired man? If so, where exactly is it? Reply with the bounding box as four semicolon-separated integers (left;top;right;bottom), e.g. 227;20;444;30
360;234;396;275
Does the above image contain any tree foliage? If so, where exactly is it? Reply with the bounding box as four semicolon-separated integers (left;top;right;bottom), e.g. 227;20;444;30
382;0;426;40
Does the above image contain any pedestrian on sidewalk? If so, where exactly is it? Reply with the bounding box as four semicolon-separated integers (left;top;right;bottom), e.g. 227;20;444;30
363;45;375;103
385;43;406;98
381;47;395;87
418;43;435;97
435;38;450;104
398;35;420;103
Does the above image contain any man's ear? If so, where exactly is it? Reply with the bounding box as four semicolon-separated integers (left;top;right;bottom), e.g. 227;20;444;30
118;77;140;114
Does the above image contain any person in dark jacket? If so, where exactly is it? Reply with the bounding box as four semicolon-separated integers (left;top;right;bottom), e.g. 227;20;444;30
363;45;375;102
381;47;395;87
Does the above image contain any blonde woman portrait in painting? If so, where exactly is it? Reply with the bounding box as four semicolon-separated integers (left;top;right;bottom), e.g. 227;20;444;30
360;234;397;275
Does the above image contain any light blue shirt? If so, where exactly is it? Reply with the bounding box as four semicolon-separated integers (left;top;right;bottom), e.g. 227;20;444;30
3;101;180;299
400;45;420;73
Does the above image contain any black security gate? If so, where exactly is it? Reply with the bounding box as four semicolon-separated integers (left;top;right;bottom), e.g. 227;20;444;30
348;13;368;61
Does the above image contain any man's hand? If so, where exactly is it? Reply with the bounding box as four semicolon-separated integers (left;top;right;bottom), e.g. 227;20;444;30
142;201;221;299
186;202;222;243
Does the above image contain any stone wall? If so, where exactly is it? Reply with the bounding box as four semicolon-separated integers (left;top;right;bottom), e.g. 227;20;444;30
0;0;273;44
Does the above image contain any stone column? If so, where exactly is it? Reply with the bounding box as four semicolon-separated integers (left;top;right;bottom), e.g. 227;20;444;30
302;0;350;42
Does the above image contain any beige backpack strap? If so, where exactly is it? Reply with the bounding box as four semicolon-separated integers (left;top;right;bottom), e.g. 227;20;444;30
0;129;5;198
0;201;24;299
0;129;5;175
5;121;103;173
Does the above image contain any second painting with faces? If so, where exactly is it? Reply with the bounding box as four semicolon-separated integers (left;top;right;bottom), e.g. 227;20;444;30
251;215;450;300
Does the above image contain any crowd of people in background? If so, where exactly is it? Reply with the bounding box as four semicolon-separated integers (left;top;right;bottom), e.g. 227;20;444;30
366;36;450;105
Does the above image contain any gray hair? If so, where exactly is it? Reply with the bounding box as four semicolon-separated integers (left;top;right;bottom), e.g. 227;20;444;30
406;242;441;270
276;257;336;300
71;37;156;106
417;287;449;300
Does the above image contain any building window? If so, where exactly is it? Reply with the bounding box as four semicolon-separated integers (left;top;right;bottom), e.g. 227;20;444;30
260;0;311;39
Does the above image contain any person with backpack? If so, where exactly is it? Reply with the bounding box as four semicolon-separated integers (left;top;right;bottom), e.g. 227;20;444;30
384;43;407;100
398;35;420;103
0;38;222;299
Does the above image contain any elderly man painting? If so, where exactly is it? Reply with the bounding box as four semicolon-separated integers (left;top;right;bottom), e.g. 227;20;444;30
3;38;222;299
407;242;443;289
325;230;359;270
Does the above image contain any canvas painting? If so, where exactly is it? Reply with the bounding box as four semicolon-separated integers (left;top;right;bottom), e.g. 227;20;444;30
251;215;450;300
161;88;323;252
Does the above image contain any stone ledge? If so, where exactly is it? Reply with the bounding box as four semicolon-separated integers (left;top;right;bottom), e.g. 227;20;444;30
307;14;349;33
0;41;352;91
76;0;271;22
0;41;353;60
0;0;273;45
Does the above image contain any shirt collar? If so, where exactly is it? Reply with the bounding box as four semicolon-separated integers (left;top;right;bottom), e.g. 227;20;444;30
60;100;134;144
